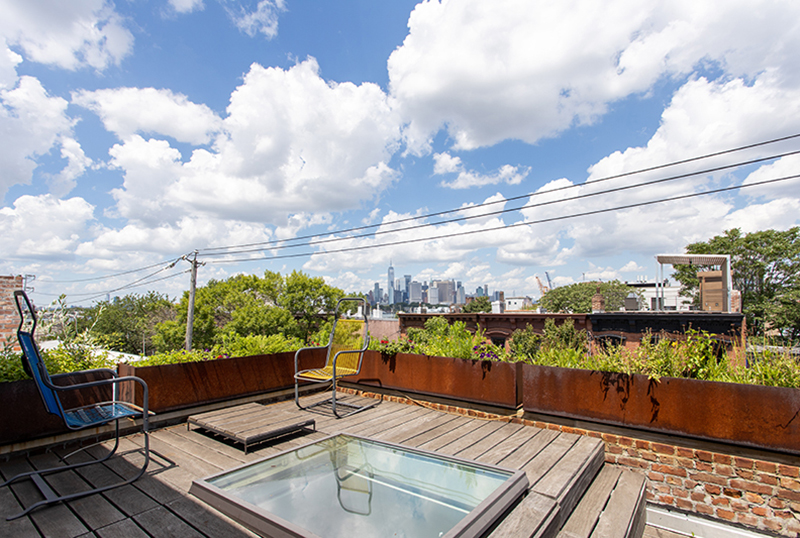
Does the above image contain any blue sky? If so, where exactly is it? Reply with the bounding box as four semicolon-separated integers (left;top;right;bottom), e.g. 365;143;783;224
2;0;800;306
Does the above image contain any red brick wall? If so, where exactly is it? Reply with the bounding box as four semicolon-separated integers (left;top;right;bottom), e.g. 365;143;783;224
0;276;24;352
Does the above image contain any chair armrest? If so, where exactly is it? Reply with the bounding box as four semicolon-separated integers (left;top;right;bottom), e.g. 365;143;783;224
42;373;151;427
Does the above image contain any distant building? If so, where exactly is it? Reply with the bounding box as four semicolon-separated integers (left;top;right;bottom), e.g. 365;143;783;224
428;287;440;304
625;279;692;311
388;263;395;304
409;281;422;303
505;296;533;311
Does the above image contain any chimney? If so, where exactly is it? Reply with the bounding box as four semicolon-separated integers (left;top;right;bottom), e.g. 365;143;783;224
591;286;605;313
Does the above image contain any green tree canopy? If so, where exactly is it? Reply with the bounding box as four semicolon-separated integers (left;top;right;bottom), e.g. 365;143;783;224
86;291;175;355
462;296;492;313
538;281;637;313
153;270;346;351
672;227;800;336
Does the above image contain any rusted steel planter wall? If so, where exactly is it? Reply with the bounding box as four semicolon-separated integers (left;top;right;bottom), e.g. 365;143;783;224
119;350;326;413
0;371;113;445
351;351;521;409
523;364;800;454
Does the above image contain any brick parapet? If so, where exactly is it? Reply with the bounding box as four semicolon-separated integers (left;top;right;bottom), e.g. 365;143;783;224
0;276;24;352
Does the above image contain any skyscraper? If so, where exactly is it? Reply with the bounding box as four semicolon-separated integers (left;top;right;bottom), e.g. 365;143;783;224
388;262;395;304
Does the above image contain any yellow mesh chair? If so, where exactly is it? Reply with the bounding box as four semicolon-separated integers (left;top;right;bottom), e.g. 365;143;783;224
294;297;377;418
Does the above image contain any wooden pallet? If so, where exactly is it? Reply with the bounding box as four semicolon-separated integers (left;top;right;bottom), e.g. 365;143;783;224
187;402;316;453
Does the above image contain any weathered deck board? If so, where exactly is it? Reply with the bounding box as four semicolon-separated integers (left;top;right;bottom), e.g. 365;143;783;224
557;466;623;538
0;394;646;538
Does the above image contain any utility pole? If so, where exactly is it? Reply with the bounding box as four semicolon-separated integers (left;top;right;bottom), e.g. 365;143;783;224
185;251;200;351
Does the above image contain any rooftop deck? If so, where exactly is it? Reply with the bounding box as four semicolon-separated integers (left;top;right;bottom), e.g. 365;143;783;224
1;392;648;538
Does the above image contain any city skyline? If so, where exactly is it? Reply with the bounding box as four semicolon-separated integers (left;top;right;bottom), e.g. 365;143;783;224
1;1;799;307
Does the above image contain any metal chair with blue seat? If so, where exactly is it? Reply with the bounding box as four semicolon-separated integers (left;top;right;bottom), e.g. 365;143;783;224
294;297;378;418
2;290;153;520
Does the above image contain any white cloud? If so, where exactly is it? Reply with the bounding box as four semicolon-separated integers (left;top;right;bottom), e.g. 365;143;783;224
433;151;530;189
168;0;204;14
388;0;800;154
0;76;75;198
0;0;133;70
0;194;95;260
0;41;22;89
73;87;223;145
620;261;646;273
433;152;461;175
48;137;93;197
225;0;286;39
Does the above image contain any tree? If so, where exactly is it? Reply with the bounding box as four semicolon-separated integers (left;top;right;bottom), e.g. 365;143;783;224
672;227;800;335
462;296;492;313
538;281;637;313
86;292;175;355
278;270;344;342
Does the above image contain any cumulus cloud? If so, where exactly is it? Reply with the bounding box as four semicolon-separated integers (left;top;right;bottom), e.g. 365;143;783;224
0;76;76;199
388;0;800;154
433;152;529;189
0;194;95;260
89;58;401;236
168;0;204;14
73;87;223;145
0;0;133;71
224;0;286;38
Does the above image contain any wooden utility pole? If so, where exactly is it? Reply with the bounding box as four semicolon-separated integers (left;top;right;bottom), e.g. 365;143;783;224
185;251;199;351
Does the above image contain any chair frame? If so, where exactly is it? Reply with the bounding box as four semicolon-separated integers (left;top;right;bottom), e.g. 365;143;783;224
294;297;378;418
2;290;152;520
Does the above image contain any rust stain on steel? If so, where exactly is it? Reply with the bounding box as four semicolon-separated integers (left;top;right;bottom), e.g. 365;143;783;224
523;364;800;454
119;349;326;413
352;351;521;409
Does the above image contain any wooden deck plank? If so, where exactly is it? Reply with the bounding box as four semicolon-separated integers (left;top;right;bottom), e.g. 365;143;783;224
495;428;559;470
402;415;473;447
166;496;258;538
436;420;509;456
521;432;582;488
133;506;204;538
590;471;647;538
376;409;461;445
488;491;560;538
1;456;89;538
28;452;127;531
94;518;150;538
477;424;543;466
340;406;434;438
533;436;605;521
0;484;41;538
557;466;622;538
456;422;524;461
416;417;482;451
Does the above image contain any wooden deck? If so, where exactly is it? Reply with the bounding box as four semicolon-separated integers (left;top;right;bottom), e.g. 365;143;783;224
0;392;646;538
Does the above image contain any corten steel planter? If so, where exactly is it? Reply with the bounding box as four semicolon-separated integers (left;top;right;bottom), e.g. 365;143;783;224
0;371;113;445
118;350;326;413
351;351;522;409
523;364;800;454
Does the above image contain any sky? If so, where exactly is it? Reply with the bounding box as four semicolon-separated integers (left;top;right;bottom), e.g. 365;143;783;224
2;0;800;306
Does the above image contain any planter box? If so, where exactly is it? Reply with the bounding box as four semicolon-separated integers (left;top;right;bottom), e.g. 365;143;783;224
119;350;326;413
523;364;800;454
0;371;113;445
351;351;521;409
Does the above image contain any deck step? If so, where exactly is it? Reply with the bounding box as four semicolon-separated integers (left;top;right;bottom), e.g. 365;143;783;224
557;465;647;538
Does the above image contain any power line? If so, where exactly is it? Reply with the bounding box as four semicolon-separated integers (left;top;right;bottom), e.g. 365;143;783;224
197;132;800;255
196;148;800;259
68;269;191;305
44;256;185;283
205;173;800;264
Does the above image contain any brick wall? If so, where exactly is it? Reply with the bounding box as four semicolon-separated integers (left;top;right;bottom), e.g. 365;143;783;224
0;276;24;352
